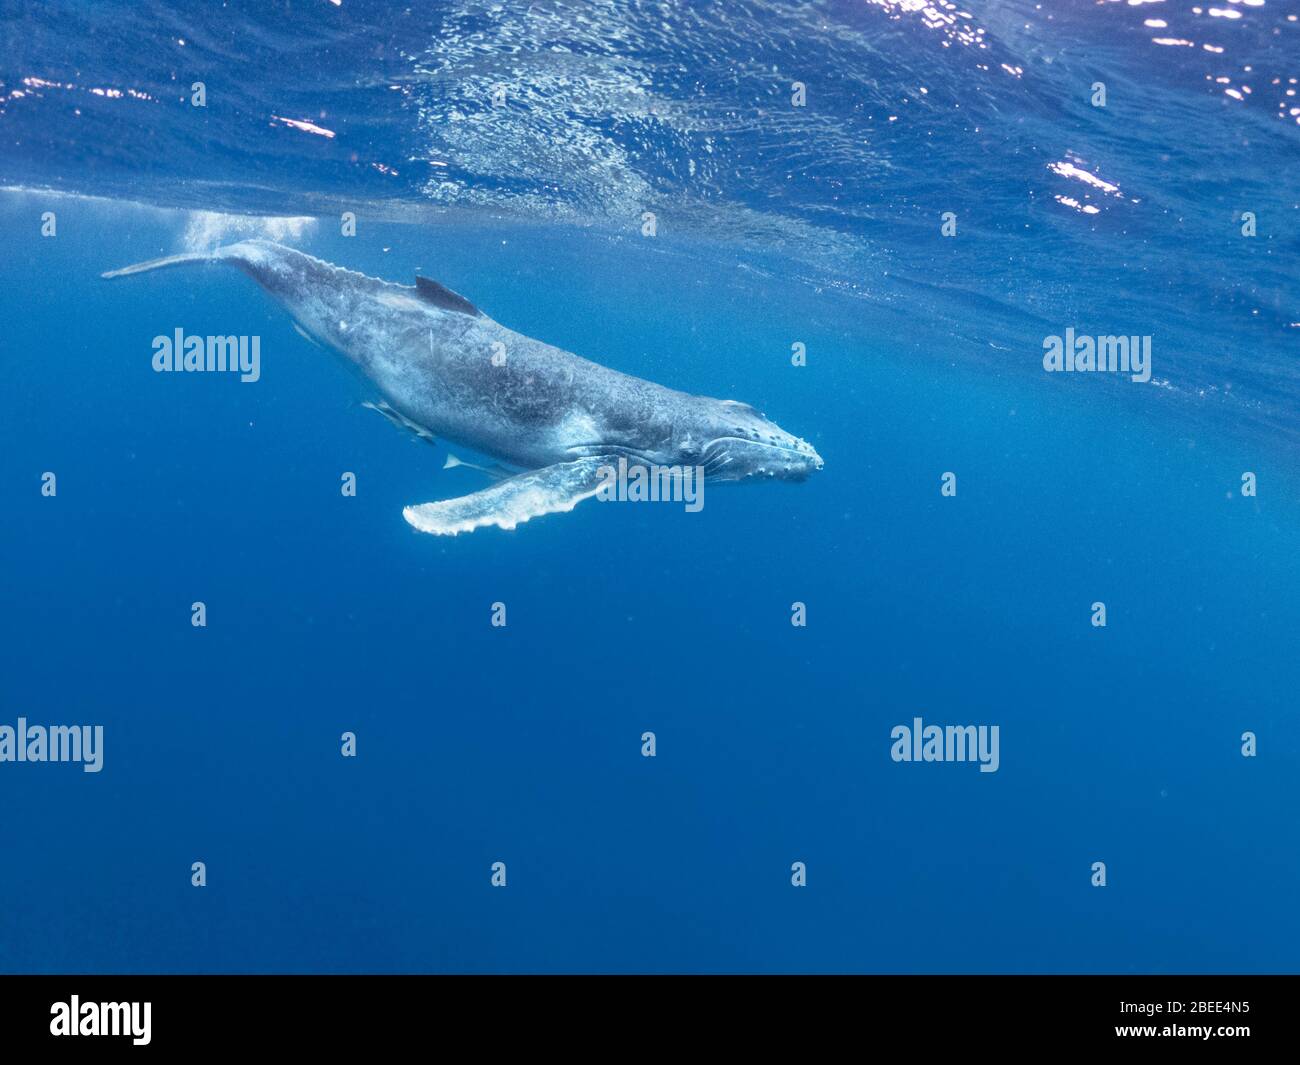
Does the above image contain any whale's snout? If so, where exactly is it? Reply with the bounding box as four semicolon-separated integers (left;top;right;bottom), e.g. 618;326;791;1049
773;434;823;482
699;400;823;483
703;434;822;483
791;436;824;476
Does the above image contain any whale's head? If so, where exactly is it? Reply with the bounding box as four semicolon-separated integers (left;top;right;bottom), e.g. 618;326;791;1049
692;399;823;483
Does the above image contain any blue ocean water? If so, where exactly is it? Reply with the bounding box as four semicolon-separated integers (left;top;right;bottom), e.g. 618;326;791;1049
1;0;1298;973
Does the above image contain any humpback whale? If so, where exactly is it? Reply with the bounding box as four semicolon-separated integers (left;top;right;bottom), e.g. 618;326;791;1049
103;240;823;534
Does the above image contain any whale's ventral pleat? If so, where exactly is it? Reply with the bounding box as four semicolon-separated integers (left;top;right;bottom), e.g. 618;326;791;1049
415;276;481;317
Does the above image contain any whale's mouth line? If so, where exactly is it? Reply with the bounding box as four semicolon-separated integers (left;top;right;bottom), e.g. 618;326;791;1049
567;438;812;478
703;435;811;459
705;434;798;448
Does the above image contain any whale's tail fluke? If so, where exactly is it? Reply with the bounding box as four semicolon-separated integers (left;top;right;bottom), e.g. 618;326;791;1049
102;242;273;280
101;250;222;279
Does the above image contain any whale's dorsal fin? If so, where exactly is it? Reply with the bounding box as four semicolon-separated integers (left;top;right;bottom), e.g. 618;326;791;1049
415;275;481;317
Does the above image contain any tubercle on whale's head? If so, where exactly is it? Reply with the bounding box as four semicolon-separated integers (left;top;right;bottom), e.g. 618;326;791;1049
691;398;823;483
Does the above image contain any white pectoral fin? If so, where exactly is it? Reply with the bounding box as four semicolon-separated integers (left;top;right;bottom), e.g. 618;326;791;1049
403;456;614;536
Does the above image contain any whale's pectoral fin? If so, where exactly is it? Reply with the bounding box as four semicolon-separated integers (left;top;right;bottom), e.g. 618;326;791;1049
362;400;437;447
444;453;513;482
403;456;615;536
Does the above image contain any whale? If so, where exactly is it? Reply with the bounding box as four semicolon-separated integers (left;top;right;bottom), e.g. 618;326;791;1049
103;240;823;534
